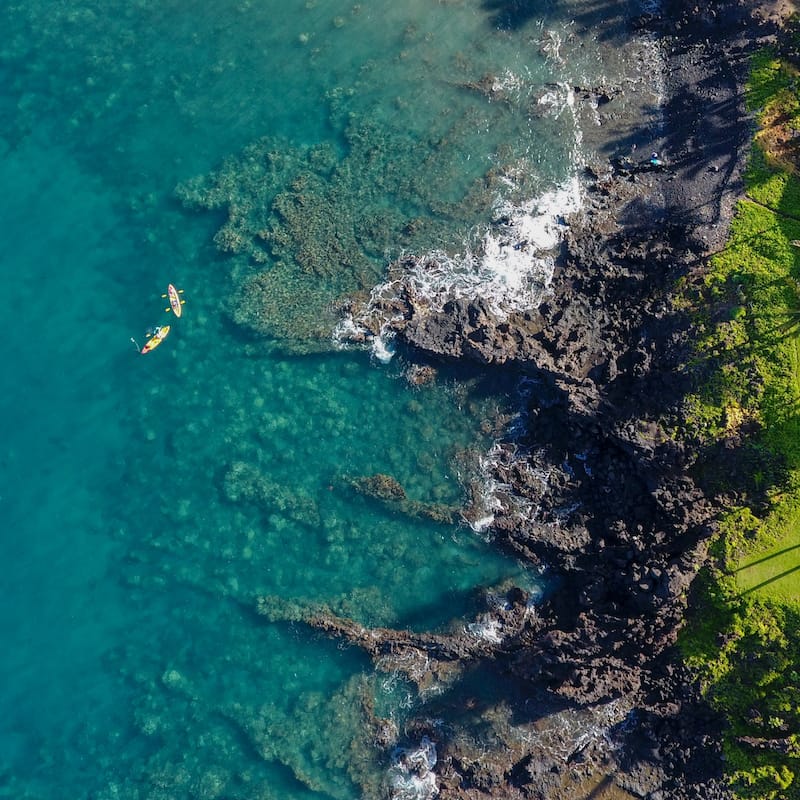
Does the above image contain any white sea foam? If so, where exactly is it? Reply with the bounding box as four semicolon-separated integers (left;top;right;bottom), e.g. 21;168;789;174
477;181;581;310
535;80;585;162
488;68;526;102
333;175;584;360
536;81;576;120
468;442;553;535
465;474;508;534
466;617;503;644
371;330;396;363
388;771;438;800
468;513;496;533
388;737;439;800
330;313;362;344
537;26;570;65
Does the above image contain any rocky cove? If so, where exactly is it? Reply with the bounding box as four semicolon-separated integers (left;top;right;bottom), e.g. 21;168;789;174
6;0;800;797
255;2;793;798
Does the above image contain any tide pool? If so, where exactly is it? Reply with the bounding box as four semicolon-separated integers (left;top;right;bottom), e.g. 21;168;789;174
0;1;657;797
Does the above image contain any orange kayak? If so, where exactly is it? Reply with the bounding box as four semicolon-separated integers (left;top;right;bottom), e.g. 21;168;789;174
166;284;184;318
141;325;170;354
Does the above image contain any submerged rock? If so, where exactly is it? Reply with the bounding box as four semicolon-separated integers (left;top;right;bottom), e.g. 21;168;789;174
222;461;321;529
345;473;461;525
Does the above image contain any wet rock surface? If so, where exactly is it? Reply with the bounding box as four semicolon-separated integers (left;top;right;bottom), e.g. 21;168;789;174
262;2;787;798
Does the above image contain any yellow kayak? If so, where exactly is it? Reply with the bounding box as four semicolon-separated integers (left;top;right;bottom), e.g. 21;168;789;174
141;325;170;354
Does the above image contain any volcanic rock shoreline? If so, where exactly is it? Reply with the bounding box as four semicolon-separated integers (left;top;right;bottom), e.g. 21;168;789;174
264;3;791;799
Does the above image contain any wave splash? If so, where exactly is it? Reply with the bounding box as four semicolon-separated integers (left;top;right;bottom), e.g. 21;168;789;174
466;441;554;535
387;736;439;800
333;177;583;362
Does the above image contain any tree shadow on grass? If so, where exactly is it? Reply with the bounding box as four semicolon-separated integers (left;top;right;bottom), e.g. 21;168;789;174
735;542;800;572
739;562;800;596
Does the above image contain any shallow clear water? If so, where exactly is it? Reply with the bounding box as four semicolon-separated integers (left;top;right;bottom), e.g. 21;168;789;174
0;1;659;797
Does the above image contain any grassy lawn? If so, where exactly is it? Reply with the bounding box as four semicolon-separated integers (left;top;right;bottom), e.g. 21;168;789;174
736;536;800;600
679;28;800;799
724;187;800;602
693;138;800;606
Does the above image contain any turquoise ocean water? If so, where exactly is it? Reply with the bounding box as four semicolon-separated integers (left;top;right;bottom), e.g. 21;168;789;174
0;2;657;798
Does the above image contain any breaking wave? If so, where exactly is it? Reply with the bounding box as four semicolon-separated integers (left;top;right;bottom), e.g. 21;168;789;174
387;737;439;800
466;441;554;535
413;176;581;316
333;176;584;360
466;617;504;644
510;699;630;764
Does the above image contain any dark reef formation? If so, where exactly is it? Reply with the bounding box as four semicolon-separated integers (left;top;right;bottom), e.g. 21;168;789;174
258;1;790;798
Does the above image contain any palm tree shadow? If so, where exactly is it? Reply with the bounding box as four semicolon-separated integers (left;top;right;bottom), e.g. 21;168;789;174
739;562;800;596
481;0;539;30
735;542;800;572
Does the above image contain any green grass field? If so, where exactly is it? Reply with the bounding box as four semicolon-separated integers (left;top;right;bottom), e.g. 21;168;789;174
680;30;800;799
736;537;800;600
724;185;800;602
692;139;800;604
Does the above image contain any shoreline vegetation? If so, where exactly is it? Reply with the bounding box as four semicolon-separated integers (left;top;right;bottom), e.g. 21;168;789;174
680;19;800;800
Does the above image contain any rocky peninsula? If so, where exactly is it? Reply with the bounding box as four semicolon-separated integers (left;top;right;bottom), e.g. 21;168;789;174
258;1;794;798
